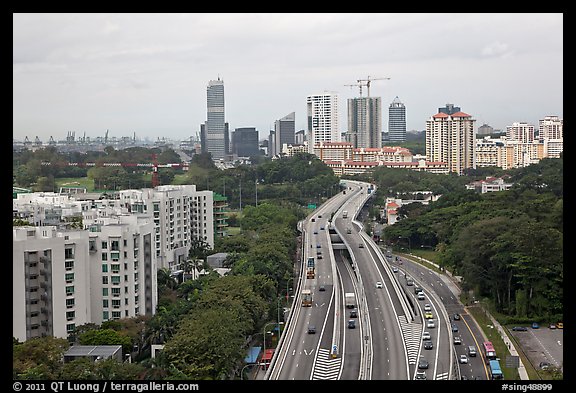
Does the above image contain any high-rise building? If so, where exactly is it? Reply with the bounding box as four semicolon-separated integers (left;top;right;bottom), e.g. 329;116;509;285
539;116;563;140
13;218;158;342
477;123;494;136
275;112;296;155
346;97;382;148
202;78;227;160
232;127;259;157
506;122;535;143
388;96;406;143
438;103;461;115
307;92;339;153
426;107;476;175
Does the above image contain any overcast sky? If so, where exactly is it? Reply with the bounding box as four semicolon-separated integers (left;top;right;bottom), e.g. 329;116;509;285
13;13;563;143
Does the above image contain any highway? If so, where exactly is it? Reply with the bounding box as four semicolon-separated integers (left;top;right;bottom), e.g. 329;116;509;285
267;180;461;380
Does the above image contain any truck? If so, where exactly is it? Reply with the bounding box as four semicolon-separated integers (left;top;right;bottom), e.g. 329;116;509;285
345;292;356;308
301;289;312;307
307;257;315;279
342;211;348;219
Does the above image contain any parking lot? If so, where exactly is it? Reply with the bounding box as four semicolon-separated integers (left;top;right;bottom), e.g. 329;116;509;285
510;326;563;372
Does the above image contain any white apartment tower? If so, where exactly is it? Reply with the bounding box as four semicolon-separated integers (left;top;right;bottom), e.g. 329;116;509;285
307;92;339;153
539;116;563;139
506;122;535;143
118;185;214;271
426;109;476;175
13;218;158;342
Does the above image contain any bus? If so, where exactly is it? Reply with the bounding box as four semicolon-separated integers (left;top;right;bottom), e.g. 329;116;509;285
301;289;312;307
489;359;503;379
483;341;497;362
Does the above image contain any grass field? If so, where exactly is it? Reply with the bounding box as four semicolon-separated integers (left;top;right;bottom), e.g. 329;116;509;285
54;177;95;192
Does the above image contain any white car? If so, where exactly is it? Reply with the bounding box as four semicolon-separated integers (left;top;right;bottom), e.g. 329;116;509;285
422;331;431;341
424;304;431;312
376;281;383;289
427;319;435;328
459;354;468;364
417;292;425;300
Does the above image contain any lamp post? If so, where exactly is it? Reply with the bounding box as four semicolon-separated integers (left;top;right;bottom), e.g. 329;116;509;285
255;179;258;206
240;363;252;380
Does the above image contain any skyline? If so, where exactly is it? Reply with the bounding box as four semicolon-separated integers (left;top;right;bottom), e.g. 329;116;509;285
13;13;563;142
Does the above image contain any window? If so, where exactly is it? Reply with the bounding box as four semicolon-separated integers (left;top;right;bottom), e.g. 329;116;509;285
66;298;75;308
111;240;120;251
125;298;129;305
102;276;108;285
103;311;109;320
111;276;121;285
66;286;74;296
102;288;108;296
112;299;121;308
111;264;120;273
66;323;75;333
111;252;120;261
66;311;75;321
102;253;108;261
112;311;121;320
65;261;74;271
103;299;109;308
102;241;108;249
123;239;127;247
65;273;74;283
102;264;108;273
112;288;120;297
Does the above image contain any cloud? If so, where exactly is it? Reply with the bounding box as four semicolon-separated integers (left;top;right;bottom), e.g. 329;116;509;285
481;41;512;58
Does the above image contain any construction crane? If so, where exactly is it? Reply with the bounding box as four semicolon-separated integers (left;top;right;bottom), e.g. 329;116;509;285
344;81;365;96
356;76;391;97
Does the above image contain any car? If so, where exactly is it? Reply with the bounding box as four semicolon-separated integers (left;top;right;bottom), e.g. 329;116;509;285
417;292;425;300
557;322;563;329
549;324;557;329
414;286;423;294
423;341;434;350
460;375;468;380
320;226;325;230
313;230;318;234
318;215;322;218
512;326;528;331
392;266;399;273
532;322;540;329
350;310;358;318
346;228;352;234
307;325;316;334
451;323;459;332
454;336;462;345
319;285;326;291
415;371;427;380
376;281;383;289
317;254;323;259
427;319;435;328
348;319;356;329
418;358;429;369
539;362;550;370
424;304;431;312
459;354;468;364
311;218;315;222
358;243;364;248
453;313;461;320
424;312;433;319
468;345;477;357
422;331;431;341
406;279;414;286
316;244;321;248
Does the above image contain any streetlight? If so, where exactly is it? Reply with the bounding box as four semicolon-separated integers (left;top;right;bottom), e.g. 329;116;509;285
255;179;258;206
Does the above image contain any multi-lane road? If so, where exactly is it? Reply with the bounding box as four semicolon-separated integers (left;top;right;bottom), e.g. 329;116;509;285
267;180;490;380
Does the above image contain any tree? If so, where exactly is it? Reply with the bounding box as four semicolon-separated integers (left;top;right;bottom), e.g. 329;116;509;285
78;328;132;355
13;336;69;379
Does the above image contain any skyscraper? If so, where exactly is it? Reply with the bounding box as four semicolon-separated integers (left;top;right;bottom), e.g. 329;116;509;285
202;78;226;160
346;97;382;148
307;92;339;153
388;96;406;143
274;112;296;155
426;106;476;175
232;127;259;157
